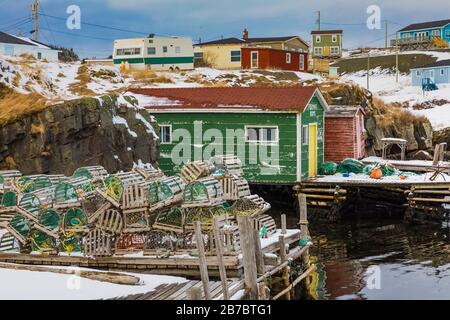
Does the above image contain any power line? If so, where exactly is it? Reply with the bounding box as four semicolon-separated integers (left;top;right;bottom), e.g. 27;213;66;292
40;3;57;47
39;27;115;41
39;13;149;36
0;15;31;28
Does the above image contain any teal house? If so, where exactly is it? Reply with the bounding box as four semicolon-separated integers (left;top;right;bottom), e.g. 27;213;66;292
394;19;450;50
131;87;329;184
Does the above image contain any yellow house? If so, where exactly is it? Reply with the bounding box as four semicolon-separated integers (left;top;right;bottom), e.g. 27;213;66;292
194;29;309;70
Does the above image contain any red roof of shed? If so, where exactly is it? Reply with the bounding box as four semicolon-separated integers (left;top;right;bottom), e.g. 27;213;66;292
130;86;321;112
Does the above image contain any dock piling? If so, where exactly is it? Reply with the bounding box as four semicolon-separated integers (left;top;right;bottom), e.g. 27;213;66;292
213;218;229;300
237;215;258;300
194;220;211;300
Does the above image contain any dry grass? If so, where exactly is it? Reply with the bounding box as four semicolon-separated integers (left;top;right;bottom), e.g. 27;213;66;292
18;53;36;61
371;97;428;129
0;91;48;125
122;69;174;84
69;64;96;96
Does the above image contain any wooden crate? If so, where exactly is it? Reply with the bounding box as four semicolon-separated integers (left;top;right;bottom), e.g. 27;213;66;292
96;208;123;234
84;229;112;257
180;161;212;183
221;176;251;201
121;184;148;209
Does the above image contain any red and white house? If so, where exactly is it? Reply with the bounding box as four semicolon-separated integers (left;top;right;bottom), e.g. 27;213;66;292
241;47;308;72
325;105;366;162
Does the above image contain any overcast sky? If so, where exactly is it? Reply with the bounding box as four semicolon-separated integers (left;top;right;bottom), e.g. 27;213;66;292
0;0;449;58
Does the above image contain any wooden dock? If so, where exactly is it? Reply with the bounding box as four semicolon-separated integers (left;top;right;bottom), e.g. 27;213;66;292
362;157;450;174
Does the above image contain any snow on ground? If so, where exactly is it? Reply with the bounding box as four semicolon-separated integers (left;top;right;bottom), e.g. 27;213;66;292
315;171;450;184
347;49;450;61
0;265;186;300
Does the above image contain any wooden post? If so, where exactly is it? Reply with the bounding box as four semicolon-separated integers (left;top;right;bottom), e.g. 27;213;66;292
194;220;211;300
253;229;265;275
297;193;309;238
187;287;202;300
281;214;287;235
237;215;258;300
213;219;229;300
278;235;291;300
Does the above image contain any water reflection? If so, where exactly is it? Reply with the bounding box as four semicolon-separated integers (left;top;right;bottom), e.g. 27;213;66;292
308;217;450;300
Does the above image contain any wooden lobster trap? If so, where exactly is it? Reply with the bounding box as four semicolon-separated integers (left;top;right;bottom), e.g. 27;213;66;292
220;175;251;201
183;177;225;208
0;170;22;193
6;214;31;245
73;166;108;182
30;231;58;255
33;209;62;239
115;233;145;255
84;229;113;257
210;155;244;177
184;206;229;232
95;208;124;235
152;207;185;234
54;177;94;209
133;165;164;181
253;214;277;237
0;232;20;253
17;193;42;223
143;176;184;213
62;207;89;234
100;171;145;207
180;161;214;183
143;230;177;257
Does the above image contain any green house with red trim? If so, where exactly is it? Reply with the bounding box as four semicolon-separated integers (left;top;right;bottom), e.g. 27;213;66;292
131;87;329;184
113;35;194;71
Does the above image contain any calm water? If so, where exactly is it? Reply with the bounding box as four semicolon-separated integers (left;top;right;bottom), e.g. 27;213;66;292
273;210;450;300
307;216;450;300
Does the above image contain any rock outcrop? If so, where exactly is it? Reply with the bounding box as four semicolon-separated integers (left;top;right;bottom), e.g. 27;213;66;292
0;95;159;175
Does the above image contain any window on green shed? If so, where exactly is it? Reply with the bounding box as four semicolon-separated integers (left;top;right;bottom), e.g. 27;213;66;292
301;125;309;145
230;50;241;62
160;125;172;144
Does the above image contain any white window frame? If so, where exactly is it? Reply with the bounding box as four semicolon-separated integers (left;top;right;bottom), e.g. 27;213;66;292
245;126;279;144
250;51;259;69
230;50;241;62
160;125;172;144
286;52;291;64
315;35;321;43
330;46;340;55
332;34;338;43
299;54;305;70
301;125;309;145
314;47;323;56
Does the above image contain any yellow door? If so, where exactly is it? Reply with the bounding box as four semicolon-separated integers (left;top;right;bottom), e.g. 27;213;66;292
308;124;317;177
324;46;329;56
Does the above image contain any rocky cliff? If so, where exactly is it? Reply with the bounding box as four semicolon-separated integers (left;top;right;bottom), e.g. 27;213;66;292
320;82;433;158
0;95;159;175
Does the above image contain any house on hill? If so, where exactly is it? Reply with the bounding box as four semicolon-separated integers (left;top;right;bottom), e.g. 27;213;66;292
193;29;309;70
130;86;329;184
325;105;366;162
310;30;343;76
0;31;59;62
113;34;194;71
411;59;450;88
392;19;450;51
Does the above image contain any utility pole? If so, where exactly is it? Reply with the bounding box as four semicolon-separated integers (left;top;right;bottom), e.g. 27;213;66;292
367;53;370;90
385;20;388;49
31;0;39;41
316;11;321;31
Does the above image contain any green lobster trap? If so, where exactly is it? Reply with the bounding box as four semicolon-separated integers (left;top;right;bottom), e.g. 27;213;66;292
60;233;83;254
17;193;42;222
34;209;62;238
73;166;108;182
30;231;57;254
102;172;145;206
152;207;185;234
183;177;225;208
210;155;244;177
7;214;31;245
143;176;184;212
184;205;229;232
62;208;89;233
54;177;94;208
1;191;17;207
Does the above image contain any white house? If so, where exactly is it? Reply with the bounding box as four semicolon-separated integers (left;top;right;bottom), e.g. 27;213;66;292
113;34;194;71
0;31;59;62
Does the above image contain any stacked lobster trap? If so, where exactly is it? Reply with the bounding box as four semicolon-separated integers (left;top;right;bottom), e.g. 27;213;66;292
0;156;274;258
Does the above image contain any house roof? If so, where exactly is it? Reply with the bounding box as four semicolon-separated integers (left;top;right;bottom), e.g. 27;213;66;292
311;30;343;35
130;87;327;112
399;19;450;32
195;37;246;46
195;36;308;47
0;31;52;49
326;105;365;117
0;31;36;46
412;59;450;69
